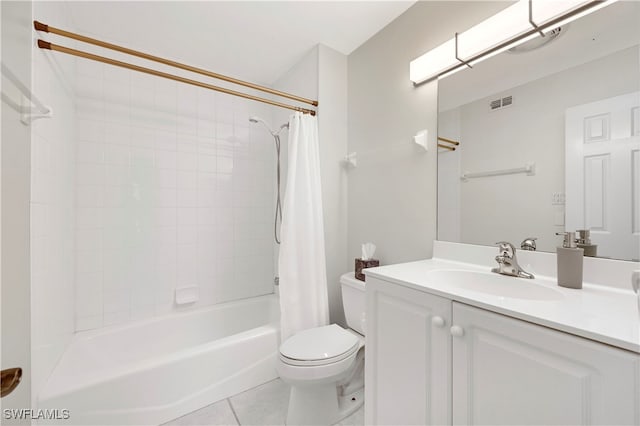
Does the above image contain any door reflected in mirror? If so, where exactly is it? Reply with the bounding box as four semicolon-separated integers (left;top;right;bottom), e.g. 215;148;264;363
437;1;640;261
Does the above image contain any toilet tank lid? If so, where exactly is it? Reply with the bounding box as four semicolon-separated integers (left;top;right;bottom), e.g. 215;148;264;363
340;272;365;290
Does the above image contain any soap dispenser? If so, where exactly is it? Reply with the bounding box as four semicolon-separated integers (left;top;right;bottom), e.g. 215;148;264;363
576;229;597;257
556;232;584;289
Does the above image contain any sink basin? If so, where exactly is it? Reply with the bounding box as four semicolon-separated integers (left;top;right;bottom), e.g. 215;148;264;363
427;269;564;301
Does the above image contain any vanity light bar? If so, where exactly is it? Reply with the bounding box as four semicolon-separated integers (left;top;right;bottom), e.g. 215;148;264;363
410;0;615;84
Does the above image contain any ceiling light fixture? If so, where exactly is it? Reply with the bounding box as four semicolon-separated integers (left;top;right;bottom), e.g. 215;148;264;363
409;0;617;84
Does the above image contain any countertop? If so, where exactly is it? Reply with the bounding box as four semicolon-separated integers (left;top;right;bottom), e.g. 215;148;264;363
365;258;640;354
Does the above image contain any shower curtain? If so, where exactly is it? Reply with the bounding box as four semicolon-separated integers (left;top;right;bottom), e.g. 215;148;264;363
278;112;329;341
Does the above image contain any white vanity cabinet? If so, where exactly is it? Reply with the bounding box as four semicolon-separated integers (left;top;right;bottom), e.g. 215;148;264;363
365;276;640;426
452;302;639;425
364;276;452;425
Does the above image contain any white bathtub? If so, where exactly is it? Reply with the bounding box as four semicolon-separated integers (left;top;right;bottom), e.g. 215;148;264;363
38;294;280;425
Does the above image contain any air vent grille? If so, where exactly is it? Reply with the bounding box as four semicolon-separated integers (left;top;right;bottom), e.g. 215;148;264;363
489;95;513;111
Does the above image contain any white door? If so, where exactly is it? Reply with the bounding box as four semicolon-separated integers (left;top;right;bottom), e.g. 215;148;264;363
565;91;640;261
365;277;451;426
452;302;640;425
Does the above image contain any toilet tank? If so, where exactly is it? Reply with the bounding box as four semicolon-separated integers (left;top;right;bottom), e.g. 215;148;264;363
340;273;366;335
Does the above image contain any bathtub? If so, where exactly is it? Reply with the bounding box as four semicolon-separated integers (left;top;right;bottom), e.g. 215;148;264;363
38;294;280;425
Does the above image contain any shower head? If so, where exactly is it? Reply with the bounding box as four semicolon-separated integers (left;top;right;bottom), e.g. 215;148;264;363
249;116;288;136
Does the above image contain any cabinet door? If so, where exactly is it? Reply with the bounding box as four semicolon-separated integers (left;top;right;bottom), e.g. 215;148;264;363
452;302;640;425
365;277;451;425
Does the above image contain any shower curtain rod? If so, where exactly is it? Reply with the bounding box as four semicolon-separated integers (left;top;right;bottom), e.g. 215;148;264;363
34;21;318;115
37;40;316;116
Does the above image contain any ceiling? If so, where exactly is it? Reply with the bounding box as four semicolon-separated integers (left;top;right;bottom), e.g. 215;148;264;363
438;0;640;111
63;1;415;86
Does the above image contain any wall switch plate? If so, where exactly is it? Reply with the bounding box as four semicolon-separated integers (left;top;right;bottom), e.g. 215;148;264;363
552;192;565;205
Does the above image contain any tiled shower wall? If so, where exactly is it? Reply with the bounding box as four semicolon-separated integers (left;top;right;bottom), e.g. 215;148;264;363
31;0;77;400
74;59;276;331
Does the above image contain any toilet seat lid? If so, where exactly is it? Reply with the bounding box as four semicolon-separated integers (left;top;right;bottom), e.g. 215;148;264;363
280;324;359;363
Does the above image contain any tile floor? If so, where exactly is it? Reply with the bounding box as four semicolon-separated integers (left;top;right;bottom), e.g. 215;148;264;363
163;379;364;426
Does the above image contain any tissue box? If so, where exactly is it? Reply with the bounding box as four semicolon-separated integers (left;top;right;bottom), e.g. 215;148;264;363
355;258;379;281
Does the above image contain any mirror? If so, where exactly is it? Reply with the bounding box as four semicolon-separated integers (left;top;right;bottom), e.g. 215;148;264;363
437;1;640;261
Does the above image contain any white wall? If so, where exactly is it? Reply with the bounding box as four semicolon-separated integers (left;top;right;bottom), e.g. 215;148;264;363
347;2;507;265
272;45;349;325
317;45;348;325
443;46;640;252
2;0;33;416
30;0;78;405
72;42;275;331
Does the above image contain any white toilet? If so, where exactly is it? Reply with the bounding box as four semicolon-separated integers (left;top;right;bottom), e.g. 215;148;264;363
277;272;366;425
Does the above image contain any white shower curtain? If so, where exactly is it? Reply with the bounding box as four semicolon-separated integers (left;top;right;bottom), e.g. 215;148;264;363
278;112;329;341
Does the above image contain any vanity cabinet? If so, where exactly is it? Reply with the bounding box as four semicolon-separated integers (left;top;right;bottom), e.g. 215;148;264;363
364;276;452;425
452;302;639;425
365;277;640;426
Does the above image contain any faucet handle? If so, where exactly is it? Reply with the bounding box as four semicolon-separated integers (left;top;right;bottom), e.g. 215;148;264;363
521;237;537;251
495;241;515;256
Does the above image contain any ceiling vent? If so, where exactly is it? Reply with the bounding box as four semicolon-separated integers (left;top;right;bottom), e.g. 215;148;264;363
489;96;513;112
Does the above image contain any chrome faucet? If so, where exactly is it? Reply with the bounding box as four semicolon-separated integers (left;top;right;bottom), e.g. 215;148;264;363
520;237;537;251
491;241;534;279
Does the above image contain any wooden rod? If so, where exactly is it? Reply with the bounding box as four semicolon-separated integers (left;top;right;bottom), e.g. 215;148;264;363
438;136;460;146
34;20;318;108
438;144;455;151
37;40;316;116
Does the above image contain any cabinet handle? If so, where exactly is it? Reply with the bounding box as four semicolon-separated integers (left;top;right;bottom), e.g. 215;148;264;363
450;325;465;337
431;316;445;327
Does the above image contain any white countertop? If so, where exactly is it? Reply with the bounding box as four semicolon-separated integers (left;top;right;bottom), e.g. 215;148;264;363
365;245;640;354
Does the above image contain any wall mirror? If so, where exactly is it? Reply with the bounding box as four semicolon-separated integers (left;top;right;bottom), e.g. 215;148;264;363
437;1;640;261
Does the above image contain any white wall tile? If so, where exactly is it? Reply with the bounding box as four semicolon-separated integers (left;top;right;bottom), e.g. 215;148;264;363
177;136;198;153
178;188;198;207
178;85;198;117
216;93;234;124
77;141;105;164
178;226;198;246
198;154;217;173
103;311;130;327
75;249;103;276
76;315;103;331
177;152;198;170
104;144;130;165
73;63;275;332
78;119;105;143
104;185;128;207
77;163;106;185
177;171;197;188
77;207;104;229
155;130;177;151
156;151;177;170
76;272;103;318
197;89;215;119
178;207;197;226
76;229;103;251
105;164;130;186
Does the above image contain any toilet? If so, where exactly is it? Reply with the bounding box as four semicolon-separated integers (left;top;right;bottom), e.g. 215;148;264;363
277;272;366;425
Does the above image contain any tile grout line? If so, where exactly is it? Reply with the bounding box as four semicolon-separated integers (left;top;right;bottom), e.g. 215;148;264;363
227;398;242;426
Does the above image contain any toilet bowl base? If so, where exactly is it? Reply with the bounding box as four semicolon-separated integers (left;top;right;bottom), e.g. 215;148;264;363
285;384;364;425
286;382;337;425
337;387;364;422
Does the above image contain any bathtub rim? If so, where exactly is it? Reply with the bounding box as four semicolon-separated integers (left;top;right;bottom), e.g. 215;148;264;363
39;293;280;402
75;292;278;341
